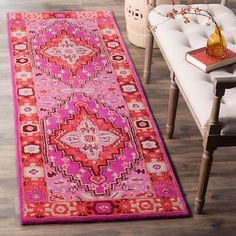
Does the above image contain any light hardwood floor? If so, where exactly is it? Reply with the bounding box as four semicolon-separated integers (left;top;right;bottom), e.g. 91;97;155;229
0;0;236;235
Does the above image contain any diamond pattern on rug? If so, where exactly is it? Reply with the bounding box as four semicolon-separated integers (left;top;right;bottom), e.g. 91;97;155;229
44;94;137;197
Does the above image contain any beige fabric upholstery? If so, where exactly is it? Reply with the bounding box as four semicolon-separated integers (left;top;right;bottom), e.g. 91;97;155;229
149;4;236;135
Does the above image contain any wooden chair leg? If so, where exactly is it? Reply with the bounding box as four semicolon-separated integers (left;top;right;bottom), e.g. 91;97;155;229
194;149;214;214
143;26;154;84
194;83;224;214
166;75;179;139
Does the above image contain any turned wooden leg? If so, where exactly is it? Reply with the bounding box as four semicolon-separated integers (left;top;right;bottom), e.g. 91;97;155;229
166;75;179;139
195;149;214;214
143;26;154;84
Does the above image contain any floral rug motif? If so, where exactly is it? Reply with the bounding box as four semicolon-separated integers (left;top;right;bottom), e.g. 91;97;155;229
7;11;188;224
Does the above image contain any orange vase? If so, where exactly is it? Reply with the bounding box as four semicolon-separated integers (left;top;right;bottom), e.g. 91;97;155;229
206;26;227;58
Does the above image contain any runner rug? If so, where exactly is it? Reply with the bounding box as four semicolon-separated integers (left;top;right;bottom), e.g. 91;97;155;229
7;11;188;224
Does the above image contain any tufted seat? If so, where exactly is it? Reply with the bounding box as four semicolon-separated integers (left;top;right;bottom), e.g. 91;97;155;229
149;4;236;135
143;1;236;215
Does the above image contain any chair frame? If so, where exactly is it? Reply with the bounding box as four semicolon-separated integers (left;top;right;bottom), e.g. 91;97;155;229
143;0;236;214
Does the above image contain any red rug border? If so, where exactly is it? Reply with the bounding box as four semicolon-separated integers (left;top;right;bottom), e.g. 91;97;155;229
7;12;25;224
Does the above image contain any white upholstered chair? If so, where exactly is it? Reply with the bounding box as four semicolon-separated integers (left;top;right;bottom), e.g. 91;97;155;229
143;0;236;214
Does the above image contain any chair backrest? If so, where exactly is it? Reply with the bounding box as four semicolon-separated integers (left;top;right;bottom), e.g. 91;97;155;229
220;0;227;5
184;0;227;4
185;0;227;5
149;1;228;9
197;0;227;5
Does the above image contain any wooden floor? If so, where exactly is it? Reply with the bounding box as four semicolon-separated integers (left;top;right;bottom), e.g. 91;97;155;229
0;0;236;235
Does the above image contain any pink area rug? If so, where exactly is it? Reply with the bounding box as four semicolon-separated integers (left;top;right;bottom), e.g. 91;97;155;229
7;11;188;224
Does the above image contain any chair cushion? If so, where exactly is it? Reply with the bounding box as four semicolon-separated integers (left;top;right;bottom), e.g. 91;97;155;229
149;4;236;135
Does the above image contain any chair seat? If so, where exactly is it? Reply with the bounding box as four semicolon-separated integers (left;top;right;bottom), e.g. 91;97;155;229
149;4;236;135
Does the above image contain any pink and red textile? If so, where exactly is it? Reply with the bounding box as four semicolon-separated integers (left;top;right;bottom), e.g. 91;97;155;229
7;11;188;224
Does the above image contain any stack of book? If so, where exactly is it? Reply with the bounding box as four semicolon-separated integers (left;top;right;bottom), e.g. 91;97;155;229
185;47;236;72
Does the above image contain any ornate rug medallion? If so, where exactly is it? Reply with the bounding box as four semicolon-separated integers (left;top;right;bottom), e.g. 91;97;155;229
8;11;188;224
44;94;136;197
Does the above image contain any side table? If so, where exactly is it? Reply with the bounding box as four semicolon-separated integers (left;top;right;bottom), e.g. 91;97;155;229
124;0;179;48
